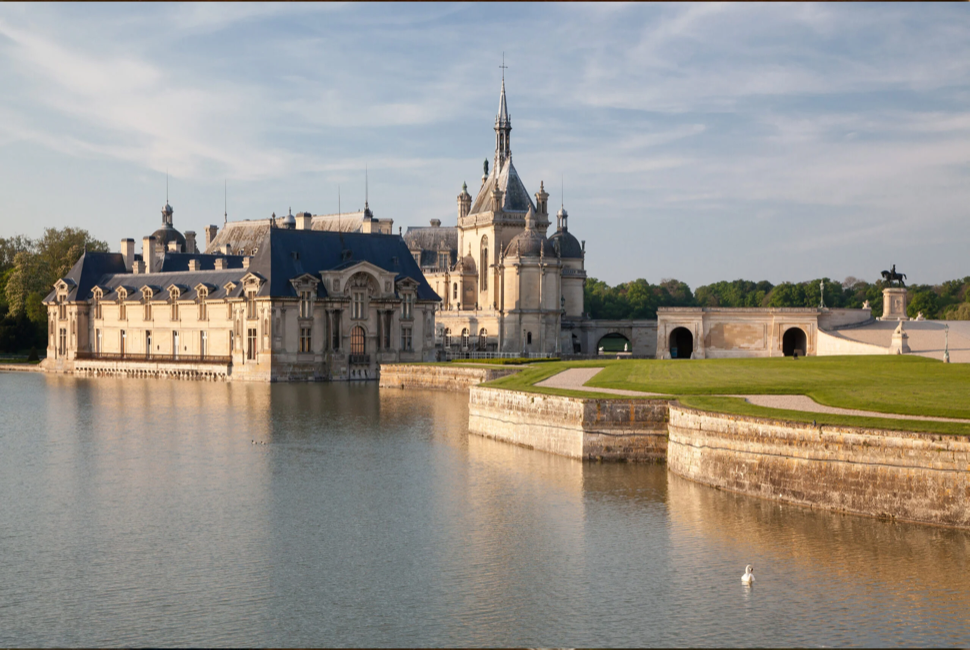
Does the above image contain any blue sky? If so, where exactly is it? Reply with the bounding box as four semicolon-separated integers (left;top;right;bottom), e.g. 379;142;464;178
1;3;968;288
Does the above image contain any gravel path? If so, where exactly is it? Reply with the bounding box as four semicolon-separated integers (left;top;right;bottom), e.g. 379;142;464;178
536;367;970;424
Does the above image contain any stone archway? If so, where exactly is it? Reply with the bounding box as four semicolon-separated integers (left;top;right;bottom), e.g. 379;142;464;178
669;327;693;359
597;332;631;354
782;327;807;357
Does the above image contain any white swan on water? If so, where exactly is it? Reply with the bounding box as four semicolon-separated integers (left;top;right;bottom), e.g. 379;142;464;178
742;565;755;585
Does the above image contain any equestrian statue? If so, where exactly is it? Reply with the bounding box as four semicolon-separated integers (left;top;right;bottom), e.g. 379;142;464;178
881;264;907;287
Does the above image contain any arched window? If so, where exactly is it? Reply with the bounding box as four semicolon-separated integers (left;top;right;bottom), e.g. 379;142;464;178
461;328;469;349
478;328;487;351
351;326;366;355
480;236;489;291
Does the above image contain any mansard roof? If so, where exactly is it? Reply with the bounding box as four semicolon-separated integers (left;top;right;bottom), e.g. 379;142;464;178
404;224;458;252
469;159;535;216
160;253;246;272
43;252;127;304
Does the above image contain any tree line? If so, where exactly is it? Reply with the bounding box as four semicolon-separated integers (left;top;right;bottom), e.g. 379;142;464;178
584;275;970;321
0;228;108;355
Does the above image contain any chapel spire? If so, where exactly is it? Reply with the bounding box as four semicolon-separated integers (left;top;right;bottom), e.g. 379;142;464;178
494;58;511;170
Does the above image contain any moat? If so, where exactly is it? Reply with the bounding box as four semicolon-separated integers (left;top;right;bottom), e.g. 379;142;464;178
2;372;969;647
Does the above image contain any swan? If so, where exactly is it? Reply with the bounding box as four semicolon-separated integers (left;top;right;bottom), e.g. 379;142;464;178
742;565;755;585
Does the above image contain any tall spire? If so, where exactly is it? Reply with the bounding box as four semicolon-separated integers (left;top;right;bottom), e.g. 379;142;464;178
494;55;512;169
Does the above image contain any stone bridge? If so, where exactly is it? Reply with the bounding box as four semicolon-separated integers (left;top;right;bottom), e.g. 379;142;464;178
560;318;658;358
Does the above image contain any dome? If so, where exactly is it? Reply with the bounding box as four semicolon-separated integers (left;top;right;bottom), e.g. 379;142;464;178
505;209;556;259
549;229;583;259
151;224;186;252
456;254;477;273
282;210;296;229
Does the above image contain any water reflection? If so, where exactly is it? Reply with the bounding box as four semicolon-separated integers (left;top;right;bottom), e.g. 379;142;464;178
0;373;968;647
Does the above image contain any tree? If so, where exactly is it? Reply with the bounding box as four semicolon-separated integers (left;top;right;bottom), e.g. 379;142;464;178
34;227;108;291
4;251;44;316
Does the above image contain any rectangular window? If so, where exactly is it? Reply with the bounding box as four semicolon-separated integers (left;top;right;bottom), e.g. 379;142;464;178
401;327;412;352
173;331;179;359
247;327;257;360
198;293;207;321
94;297;102;320
58;299;66;321
145;330;152;357
119;301;126;321
96;329;102;354
382;314;391;350
58;328;67;357
247;292;257;320
438;252;448;269
300;291;313;319
171;300;179;322
352;291;365;320
229;330;234;355
331;313;340;351
200;331;207;359
120;329;126;356
300;326;312;353
144;301;152;321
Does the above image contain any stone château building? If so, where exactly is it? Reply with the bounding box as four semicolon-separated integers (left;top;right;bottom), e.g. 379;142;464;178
405;76;587;356
43;202;439;381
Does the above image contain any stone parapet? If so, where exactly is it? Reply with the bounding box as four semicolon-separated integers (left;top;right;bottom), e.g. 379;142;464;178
74;359;231;381
379;364;521;391
468;386;668;461
667;405;970;528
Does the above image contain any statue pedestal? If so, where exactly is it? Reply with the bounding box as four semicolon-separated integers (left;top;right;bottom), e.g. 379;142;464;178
889;321;911;355
881;287;909;320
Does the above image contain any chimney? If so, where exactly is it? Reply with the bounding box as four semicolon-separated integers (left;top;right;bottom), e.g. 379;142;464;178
133;259;145;274
214;257;227;270
204;225;219;251
296;212;312;230
120;238;135;273
142;236;157;273
242;257;251;269
184;231;197;254
188;259;200;271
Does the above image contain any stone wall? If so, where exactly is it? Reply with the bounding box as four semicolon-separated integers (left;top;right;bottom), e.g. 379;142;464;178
816;329;889;356
74;359;231;381
379;364;521;391
667;405;970;528
468;386;668;461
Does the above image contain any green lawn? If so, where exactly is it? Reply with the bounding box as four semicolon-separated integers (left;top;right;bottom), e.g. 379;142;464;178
483;356;970;435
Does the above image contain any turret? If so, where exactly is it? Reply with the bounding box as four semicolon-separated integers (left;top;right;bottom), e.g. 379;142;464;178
457;182;472;220
535;181;549;216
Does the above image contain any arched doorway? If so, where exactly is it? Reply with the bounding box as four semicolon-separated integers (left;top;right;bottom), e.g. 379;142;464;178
782;327;807;357
669;327;693;359
597;332;630;354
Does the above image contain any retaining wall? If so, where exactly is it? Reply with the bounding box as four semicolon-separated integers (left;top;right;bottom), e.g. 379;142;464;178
816;329;890;356
379;364;521;391
667;405;970;528
74;359;231;381
468;386;668;461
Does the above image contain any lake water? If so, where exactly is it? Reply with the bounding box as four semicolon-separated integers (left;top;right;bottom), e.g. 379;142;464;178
1;372;969;647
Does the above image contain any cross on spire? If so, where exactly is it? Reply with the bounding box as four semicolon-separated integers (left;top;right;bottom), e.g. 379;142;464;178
499;52;508;80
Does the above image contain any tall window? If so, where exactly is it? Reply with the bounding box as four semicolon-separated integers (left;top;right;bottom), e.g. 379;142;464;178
93;294;102;320
198;289;208;321
229;330;234;355
381;313;391;350
350;326;365;355
119;298;126;321
461;328;469;349
300;290;313;319
402;292;413;320
145;330;152;357
144;297;152;321
120;329;126;356
300;326;312;353
247;291;257;320
479;328;487;351
443;328;451;347
438;251;448;269
58;328;67;357
352;291;365;320
58;296;66;320
452;283;457;300
173;331;180;359
526;331;532;345
480;236;488;291
401;327;413;352
170;295;179;321
96;329;102;354
200;331;207;359
331;312;340;350
247;327;257;360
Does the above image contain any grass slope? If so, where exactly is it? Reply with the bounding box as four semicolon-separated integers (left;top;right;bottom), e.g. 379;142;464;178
483;356;970;435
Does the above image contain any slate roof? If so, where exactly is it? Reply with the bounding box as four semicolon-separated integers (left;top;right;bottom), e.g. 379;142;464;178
43;252;127;303
310;211;371;233
403;224;459;268
205;219;272;255
49;229;440;304
469;159;535;216
549;228;583;259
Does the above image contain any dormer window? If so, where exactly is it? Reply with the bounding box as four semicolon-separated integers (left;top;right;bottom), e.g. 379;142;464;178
438;252;448;269
169;289;180;322
117;290;127;321
143;294;152;321
300;290;313;319
247;290;257;320
92;290;102;320
198;288;208;321
57;295;67;321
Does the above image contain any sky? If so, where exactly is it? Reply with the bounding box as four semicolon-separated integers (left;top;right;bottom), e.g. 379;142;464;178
0;2;968;289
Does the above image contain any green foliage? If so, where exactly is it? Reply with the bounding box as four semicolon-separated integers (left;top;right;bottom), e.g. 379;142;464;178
584;276;694;319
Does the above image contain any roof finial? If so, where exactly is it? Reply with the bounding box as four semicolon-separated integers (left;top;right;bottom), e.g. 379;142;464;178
365;164;369;209
499;52;508;81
